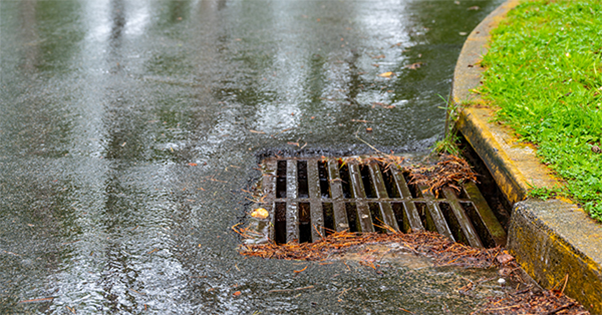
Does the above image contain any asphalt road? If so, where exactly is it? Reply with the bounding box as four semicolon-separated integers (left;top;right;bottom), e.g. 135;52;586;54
1;0;504;313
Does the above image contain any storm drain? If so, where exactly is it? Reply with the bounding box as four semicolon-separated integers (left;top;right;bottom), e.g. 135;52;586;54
253;157;506;248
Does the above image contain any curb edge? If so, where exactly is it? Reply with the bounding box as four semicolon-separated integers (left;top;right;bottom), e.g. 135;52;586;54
451;1;602;313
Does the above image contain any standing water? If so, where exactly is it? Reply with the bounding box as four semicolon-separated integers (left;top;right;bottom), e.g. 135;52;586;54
1;0;504;313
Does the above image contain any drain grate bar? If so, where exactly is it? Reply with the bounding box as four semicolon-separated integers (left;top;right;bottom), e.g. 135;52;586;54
254;157;507;248
368;163;399;232
464;182;507;247
263;159;277;242
390;169;424;232
348;161;375;233
306;160;324;241
417;185;456;241
327;159;349;232
443;188;483;248
286;160;298;243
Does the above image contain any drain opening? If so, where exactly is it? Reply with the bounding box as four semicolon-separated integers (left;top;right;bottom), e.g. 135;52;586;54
381;165;401;198
276;161;287;198
298;202;312;243
456;187;469;199
392;202;408;232
322;202;335;236
317;161;331;198
275;202;287;244
345;202;359;232
414;202;433;231
253;157;507;248
461;201;495;248
297;161;309;199
360;165;377;199
338;162;352;198
403;172;419;198
369;203;385;233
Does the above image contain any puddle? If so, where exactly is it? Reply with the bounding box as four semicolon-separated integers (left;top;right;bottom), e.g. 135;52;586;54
334;243;434;269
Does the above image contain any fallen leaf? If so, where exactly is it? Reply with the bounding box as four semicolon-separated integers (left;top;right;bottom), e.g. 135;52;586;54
405;62;423;70
249;130;265;134
187;163;197;166
294;265;308;273
496;253;514;264
377;71;394;78
287;142;300;147
371;54;385;59
233;291;241;296
251;208;269;219
366;127;373;132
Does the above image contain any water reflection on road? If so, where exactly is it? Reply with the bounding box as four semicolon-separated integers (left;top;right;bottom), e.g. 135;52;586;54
1;0;503;313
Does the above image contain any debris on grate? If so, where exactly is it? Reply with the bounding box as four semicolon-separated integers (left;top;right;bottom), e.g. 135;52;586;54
406;154;478;197
235;227;503;266
241;155;506;249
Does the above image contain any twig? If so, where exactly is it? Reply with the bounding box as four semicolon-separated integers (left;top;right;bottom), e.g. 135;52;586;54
354;132;385;155
560;273;569;294
268;285;314;293
547;302;576;315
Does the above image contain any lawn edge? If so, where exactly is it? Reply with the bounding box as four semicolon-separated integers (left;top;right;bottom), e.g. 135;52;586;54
451;1;602;313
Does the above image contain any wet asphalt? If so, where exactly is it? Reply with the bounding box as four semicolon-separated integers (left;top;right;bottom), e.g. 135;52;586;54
1;0;505;313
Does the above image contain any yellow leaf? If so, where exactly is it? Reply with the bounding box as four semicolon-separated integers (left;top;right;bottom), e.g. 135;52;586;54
377;71;394;78
251;208;269;219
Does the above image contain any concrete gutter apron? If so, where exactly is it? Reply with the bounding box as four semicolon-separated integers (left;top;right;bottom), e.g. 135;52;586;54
451;0;602;313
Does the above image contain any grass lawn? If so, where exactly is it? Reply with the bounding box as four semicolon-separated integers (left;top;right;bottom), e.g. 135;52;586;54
480;0;602;221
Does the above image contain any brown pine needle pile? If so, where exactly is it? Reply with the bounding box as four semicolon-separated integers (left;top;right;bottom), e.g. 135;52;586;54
473;289;589;315
407;154;478;196
237;228;507;268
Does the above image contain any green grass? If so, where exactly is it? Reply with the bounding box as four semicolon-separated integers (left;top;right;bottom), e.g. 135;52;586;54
480;0;602;221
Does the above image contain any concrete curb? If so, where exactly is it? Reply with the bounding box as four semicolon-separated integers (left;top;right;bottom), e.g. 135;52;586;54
451;1;602;313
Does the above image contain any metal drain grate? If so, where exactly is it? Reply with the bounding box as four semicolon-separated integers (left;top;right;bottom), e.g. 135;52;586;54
253;157;506;248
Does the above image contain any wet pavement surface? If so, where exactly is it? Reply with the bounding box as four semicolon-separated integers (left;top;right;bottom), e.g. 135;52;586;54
1;0;504;313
